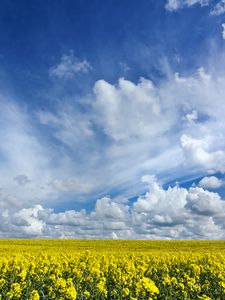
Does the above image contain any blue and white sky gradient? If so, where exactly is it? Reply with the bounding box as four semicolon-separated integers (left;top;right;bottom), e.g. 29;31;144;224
1;0;225;238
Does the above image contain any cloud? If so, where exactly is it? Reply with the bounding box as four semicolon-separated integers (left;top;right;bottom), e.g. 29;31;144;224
49;51;92;79
2;57;225;222
1;1;225;240
210;0;225;16
165;0;209;11
183;110;198;124
198;176;224;188
50;178;94;194
93;197;129;220
119;62;130;73
12;205;45;236
0;97;57;208
185;187;224;215
134;184;185;213
167;0;225;42
0;195;20;209
1;177;225;239
38;108;94;148
132;177;225;239
93;77;175;141
180;134;225;173
0;95;97;210
35;63;225;203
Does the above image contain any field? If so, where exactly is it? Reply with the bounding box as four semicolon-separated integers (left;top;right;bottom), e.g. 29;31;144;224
0;240;225;299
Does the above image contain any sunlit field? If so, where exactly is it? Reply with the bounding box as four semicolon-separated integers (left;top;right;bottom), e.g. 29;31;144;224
0;240;225;299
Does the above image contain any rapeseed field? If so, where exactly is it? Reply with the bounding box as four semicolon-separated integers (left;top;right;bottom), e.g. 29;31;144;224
0;240;224;299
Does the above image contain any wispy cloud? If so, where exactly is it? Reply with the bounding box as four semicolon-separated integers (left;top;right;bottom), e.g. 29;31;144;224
165;0;209;12
210;0;225;15
49;51;92;79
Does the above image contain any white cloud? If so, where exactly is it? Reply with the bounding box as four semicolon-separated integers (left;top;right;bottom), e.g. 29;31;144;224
165;0;181;11
35;63;225;203
132;177;225;239
0;98;57;208
50;178;94;194
2;57;225;226
185;187;224;215
198;176;224;188
93;197;129;220
93;77;175;141
210;0;225;16
165;0;209;11
183;110;198;124
38;108;94;148
0;95;97;210
49;51;92;79
180;134;225;173
12;205;45;236
1;177;225;239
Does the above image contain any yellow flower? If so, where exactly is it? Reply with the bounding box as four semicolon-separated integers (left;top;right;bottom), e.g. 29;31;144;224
29;290;40;300
198;295;213;300
7;283;22;299
84;290;90;298
122;287;130;296
0;278;5;288
18;269;27;281
97;277;107;296
137;277;159;295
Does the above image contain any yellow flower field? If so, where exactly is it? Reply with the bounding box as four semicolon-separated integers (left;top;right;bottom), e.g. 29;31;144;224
0;240;225;299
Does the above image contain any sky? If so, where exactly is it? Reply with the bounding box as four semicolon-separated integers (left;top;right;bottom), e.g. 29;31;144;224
1;0;225;239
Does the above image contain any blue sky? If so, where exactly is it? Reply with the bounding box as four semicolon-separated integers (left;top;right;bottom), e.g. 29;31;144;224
1;0;225;238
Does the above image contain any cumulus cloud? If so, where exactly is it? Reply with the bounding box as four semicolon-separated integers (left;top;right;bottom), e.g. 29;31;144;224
49;51;92;79
210;0;225;16
12;205;45;236
133;181;187;214
165;0;209;11
180;134;225;173
185;187;224;215
93;77;175;141
198;176;224;188
1;177;225;239
93;197;129;220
